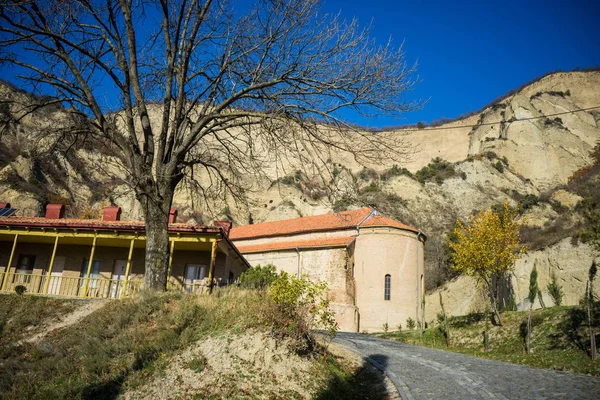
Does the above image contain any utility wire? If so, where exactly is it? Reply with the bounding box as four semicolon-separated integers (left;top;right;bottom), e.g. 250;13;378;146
391;105;600;133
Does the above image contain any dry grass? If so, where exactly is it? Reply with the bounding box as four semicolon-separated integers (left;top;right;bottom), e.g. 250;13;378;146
0;288;391;399
376;305;600;376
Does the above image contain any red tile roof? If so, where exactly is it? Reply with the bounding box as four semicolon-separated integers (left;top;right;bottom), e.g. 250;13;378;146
0;216;221;234
230;208;419;240
236;236;356;254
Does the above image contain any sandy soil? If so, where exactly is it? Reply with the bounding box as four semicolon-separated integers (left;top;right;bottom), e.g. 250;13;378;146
22;299;107;344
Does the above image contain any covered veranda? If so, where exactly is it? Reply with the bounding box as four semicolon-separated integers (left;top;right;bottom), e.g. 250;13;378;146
0;214;247;299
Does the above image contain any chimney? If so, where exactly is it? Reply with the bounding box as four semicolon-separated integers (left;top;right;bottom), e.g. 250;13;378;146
102;206;121;221
214;220;232;236
0;202;11;209
169;208;178;224
45;204;65;219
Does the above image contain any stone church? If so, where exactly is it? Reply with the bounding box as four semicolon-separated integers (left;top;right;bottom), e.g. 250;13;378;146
230;208;426;332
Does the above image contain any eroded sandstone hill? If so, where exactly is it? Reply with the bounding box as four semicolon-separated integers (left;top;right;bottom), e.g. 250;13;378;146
1;71;599;316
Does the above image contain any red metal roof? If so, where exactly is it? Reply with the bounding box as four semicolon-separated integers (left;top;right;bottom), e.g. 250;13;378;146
236;236;356;254
0;216;221;234
230;208;419;240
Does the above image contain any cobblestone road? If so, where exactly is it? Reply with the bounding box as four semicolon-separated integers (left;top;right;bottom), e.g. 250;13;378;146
332;332;600;400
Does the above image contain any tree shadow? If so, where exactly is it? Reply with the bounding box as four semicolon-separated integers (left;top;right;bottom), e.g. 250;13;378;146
314;353;390;400
496;274;516;311
549;306;590;354
82;376;125;400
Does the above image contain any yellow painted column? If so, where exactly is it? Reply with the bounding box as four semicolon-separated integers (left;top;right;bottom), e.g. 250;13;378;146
120;238;135;299
81;236;98;297
1;233;19;292
208;239;218;294
166;240;175;290
43;236;60;295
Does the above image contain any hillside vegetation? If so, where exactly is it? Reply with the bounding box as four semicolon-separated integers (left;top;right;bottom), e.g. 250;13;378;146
376;304;600;376
0;289;391;400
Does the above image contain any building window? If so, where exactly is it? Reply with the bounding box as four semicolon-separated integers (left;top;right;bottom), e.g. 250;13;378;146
184;264;207;293
15;254;35;283
80;259;102;288
384;274;391;301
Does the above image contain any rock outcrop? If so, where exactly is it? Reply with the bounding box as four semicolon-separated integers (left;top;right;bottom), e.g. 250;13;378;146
1;71;599;314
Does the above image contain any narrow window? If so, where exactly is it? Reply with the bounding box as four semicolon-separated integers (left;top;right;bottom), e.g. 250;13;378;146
384;274;391;301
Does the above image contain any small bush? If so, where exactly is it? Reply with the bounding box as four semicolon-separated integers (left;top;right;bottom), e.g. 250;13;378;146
506;190;539;213
269;273;338;353
415;158;457;184
493;161;504;173
396;323;402;332
239;264;278;289
358;167;379;181
187;355;206;373
380;164;413;181
382;322;389;333
360;182;380;195
406;317;416;330
14;285;26;296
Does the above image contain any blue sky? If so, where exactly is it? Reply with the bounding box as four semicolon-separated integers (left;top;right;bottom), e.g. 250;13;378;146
322;0;600;128
2;1;598;129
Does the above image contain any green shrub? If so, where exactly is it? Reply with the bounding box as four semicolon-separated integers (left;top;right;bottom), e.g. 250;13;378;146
187;355;206;373
358;167;379;181
360;182;380;195
382;322;389;333
239;264;278;289
406;317;416;330
396;323;402;332
381;164;412;180
494;161;504;173
415;158;457;184
269;272;338;352
14;285;26;296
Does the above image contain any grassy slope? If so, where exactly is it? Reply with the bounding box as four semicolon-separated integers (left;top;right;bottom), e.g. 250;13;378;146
0;291;389;400
376;306;600;376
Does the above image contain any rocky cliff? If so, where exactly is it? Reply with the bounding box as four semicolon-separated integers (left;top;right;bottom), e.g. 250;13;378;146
1;71;599;316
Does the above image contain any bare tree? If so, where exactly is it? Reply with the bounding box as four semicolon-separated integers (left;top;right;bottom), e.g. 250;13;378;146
0;0;420;290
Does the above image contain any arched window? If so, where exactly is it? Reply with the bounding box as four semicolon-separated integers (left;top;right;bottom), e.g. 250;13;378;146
384;274;391;301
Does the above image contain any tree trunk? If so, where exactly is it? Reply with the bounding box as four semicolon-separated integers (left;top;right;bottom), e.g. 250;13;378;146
587;281;597;360
527;307;532;354
141;188;175;291
484;300;490;352
489;286;504;326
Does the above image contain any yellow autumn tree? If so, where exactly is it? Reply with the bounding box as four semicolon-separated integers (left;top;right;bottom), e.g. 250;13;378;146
449;201;526;326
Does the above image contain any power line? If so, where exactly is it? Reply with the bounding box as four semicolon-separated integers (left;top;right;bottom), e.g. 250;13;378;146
392;105;600;133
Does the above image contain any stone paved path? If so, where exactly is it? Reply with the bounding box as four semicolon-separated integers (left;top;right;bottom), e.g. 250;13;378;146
332;332;600;400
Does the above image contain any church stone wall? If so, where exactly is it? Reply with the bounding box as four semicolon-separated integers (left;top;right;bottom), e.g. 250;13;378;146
353;227;425;332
